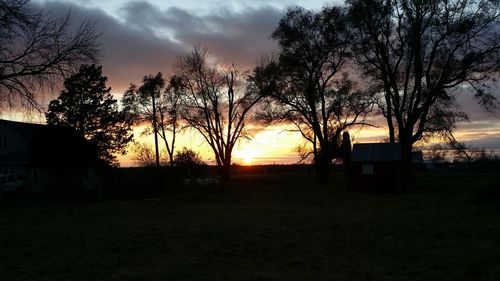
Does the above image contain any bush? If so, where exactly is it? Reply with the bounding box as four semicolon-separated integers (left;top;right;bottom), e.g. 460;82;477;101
174;148;205;168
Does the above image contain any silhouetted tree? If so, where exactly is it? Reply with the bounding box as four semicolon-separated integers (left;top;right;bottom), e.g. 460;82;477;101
0;0;100;110
348;0;499;177
131;141;169;167
174;147;205;168
448;137;474;163
250;7;375;184
46;64;133;166
445;132;493;164
427;144;447;163
121;74;164;167
175;47;262;182
122;73;182;167
157;76;182;166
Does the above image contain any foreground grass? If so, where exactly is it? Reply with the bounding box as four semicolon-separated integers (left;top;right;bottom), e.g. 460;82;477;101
0;171;499;281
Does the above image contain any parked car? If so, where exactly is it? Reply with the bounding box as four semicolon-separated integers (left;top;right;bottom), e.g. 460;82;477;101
0;174;27;192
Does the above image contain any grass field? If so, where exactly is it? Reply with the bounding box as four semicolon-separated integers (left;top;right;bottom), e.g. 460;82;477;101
1;170;499;281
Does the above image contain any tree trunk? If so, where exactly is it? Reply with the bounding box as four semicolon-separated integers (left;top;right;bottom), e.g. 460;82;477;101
315;151;331;185
168;152;174;167
221;164;231;182
151;94;160;168
219;155;232;189
384;91;395;143
342;132;352;184
399;132;413;189
388;121;395;143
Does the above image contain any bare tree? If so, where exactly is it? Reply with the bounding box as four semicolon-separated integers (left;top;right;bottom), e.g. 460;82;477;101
131;141;169;168
175;47;262;182
427;144;447;162
348;0;500;176
121;73;182;167
250;7;376;184
157;76;182;166
0;0;100;110
121;74;164;167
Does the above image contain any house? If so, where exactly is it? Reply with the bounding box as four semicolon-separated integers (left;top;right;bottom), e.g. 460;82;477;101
0;119;101;192
350;143;402;191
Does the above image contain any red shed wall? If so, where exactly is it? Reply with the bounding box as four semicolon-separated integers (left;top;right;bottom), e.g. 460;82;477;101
351;162;401;192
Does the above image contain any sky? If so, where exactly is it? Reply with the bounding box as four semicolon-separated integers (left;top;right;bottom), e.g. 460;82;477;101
31;0;338;93
10;0;500;166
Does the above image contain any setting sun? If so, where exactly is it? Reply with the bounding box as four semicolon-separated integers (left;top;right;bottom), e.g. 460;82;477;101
234;148;260;165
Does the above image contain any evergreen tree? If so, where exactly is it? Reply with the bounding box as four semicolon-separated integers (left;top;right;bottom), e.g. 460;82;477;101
46;64;133;166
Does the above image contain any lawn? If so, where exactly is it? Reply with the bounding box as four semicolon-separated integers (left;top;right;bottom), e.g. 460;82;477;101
0;170;499;281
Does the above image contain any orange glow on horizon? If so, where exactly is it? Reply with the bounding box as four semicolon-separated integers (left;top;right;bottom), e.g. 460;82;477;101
119;124;395;167
118;121;500;167
233;148;261;165
2;110;498;167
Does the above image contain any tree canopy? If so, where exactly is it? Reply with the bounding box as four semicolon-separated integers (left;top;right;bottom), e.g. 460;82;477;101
251;6;375;184
348;0;500;169
0;0;100;110
46;64;133;166
122;74;164;167
175;47;263;181
122;73;182;167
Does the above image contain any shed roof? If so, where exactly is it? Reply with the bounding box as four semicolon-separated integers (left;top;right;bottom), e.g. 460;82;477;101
351;143;401;162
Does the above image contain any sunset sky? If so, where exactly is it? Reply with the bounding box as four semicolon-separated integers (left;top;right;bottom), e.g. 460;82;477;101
4;0;498;166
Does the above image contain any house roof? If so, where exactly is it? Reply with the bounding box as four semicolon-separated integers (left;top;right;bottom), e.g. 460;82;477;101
0;119;45;138
0;119;100;166
351;143;401;162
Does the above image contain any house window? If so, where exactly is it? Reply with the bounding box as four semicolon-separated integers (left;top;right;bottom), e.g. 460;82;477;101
0;135;6;151
362;163;374;175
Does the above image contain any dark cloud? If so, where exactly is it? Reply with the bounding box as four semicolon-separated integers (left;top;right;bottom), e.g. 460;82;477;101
119;1;281;69
32;1;282;94
33;1;186;93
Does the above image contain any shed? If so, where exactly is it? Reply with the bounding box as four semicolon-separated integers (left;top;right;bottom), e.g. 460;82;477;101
350;143;402;191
